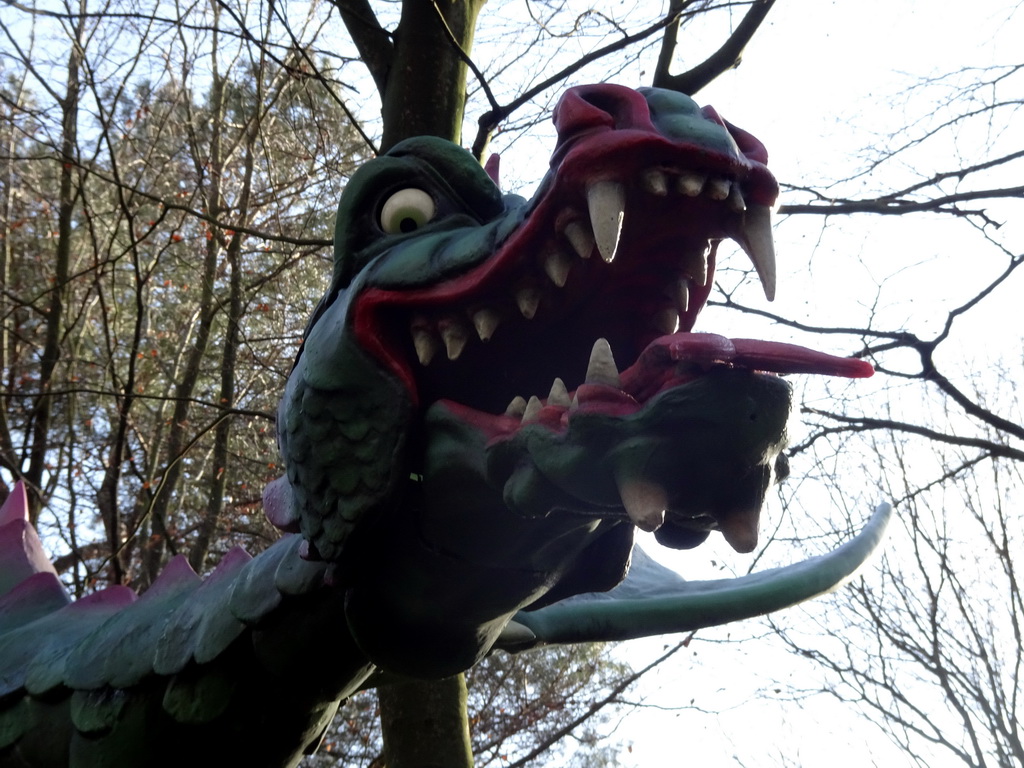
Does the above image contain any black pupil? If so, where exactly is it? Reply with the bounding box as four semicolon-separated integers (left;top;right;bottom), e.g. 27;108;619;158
399;217;418;233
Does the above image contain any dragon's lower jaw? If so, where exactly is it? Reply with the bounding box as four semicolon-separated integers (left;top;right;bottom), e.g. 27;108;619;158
430;331;872;553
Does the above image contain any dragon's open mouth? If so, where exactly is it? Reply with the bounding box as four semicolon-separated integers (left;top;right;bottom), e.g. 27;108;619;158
355;154;868;427
347;85;872;552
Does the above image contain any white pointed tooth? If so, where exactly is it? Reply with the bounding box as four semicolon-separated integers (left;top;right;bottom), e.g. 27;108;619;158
439;319;469;360
586;181;625;263
505;395;527;417
515;285;541;319
547;377;570;407
654;307;679;335
471;307;500;341
616;476;668;532
497;619;537;647
706;177;731;201
736;204;777;301
677;172;705;197
411;325;439;366
521;395;544;423
728;184;746;212
642;169;669;196
675;279;690;314
681;247;708;287
585;338;620;387
563;220;594;259
542;249;573;287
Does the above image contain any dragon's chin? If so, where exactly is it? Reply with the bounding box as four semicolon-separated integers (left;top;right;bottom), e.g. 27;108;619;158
426;331;872;552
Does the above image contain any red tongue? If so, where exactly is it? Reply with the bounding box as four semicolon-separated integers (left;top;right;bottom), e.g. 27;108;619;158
621;333;873;400
731;338;874;377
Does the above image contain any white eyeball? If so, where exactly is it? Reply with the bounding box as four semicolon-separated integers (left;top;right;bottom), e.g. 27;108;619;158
379;188;436;234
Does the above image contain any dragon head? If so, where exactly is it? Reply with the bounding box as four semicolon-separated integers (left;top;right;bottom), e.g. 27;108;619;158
273;84;872;675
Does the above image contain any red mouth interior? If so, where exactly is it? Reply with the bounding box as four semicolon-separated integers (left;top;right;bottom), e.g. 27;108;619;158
436;331;873;441
351;102;870;432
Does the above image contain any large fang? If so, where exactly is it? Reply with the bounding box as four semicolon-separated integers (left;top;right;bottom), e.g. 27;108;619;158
654;307;679;334
585;338;620;387
681;247;708;287
675;280;690;314
616;476;668;532
717;508;760;553
586;181;625;263
736;204;777;301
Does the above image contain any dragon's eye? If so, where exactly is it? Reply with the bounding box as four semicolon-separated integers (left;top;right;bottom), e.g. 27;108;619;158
380;188;436;234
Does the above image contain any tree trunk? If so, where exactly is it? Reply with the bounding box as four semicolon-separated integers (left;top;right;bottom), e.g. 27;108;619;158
380;0;485;151
372;4;484;763
378;676;474;768
25;2;86;525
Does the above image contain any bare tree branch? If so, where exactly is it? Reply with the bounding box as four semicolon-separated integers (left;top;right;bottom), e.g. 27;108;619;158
654;0;777;94
504;640;689;768
778;185;1024;217
331;0;393;98
470;7;687;158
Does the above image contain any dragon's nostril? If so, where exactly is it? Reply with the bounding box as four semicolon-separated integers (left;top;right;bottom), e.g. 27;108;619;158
576;89;638;126
552;83;657;140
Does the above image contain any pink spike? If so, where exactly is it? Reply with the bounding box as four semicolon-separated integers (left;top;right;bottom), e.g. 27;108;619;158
0;571;70;616
0;480;30;527
205;546;252;584
72;584;137;610
484;153;501;189
0;482;58;587
145;554;201;598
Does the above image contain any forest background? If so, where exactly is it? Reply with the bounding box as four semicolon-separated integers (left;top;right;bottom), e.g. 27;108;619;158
1;0;1021;766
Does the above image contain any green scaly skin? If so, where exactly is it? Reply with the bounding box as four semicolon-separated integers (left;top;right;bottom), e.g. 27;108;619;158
0;85;887;768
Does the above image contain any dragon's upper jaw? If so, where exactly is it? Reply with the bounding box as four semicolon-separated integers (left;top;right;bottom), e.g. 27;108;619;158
350;87;786;411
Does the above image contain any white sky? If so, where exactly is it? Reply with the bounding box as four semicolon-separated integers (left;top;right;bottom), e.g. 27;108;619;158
480;1;1023;766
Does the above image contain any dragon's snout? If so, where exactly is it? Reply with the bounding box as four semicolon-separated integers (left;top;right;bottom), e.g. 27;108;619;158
547;83;779;300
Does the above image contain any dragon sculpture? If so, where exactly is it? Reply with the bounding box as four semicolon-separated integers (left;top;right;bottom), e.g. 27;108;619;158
0;84;887;767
